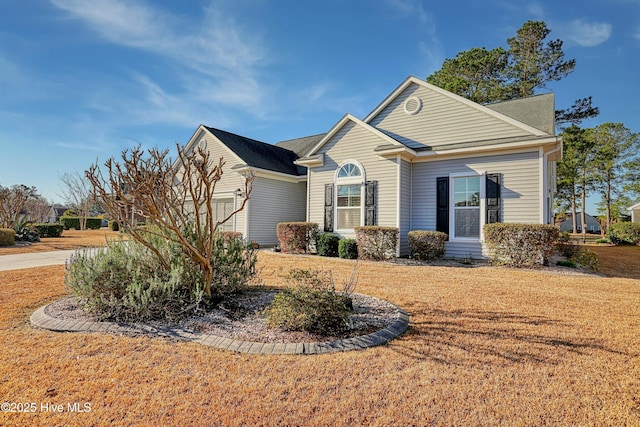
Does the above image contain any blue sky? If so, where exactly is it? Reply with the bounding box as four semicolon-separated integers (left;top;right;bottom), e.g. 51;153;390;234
1;0;638;211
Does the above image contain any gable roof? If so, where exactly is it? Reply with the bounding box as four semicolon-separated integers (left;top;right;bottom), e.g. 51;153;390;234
203;126;305;176
275;133;326;157
304;114;406;158
367;76;550;136
485;93;555;135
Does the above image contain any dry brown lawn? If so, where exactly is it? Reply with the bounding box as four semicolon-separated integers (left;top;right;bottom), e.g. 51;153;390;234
0;234;639;426
0;229;122;255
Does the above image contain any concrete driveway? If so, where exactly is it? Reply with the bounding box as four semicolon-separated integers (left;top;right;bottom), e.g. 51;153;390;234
0;250;78;271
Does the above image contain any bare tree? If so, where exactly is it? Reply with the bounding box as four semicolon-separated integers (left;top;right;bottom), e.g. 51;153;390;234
0;184;38;228
59;171;95;230
24;194;51;223
86;143;253;297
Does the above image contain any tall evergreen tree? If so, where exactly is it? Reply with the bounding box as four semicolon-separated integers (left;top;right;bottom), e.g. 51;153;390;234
426;21;599;126
589;123;640;230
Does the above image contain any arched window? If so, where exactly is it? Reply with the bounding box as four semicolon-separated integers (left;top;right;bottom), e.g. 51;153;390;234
336;162;364;230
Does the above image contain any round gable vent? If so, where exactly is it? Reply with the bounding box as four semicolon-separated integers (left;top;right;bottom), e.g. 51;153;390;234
403;96;422;115
198;139;207;150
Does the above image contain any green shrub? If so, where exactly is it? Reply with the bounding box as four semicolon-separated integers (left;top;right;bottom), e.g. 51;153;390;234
65;225;258;322
61;216;81;230
408;230;448;260
85;218;102;230
556;260;576;268
607;222;640;245
264;268;355;336
31;223;64;238
316;233;340;257
110;220;120;231
484;223;559;267
595;238;611;244
338;238;358;259
355;226;398;261
276;222;319;253
571;249;599;272
0;228;15;246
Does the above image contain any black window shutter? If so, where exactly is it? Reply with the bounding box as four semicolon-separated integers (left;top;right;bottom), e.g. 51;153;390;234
436;177;449;235
324;183;334;232
365;180;377;226
486;173;501;224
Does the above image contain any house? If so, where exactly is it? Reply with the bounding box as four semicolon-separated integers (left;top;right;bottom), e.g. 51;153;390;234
558;212;602;234
47;205;68;223
183;127;323;245
186;76;561;258
628;202;640;223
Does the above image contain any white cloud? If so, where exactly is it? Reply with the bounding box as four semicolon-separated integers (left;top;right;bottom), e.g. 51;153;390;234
49;0;271;118
565;19;612;47
384;0;432;25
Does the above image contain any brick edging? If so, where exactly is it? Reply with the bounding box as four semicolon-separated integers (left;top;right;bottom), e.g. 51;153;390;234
30;300;409;355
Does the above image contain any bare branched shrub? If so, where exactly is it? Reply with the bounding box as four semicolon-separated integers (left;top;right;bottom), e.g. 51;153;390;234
85;144;254;298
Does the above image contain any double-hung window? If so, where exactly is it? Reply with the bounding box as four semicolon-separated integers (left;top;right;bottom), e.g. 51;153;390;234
453;175;481;238
213;198;234;231
336;163;363;230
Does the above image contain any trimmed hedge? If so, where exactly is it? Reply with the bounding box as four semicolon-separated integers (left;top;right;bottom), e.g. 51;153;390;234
408;230;448;261
31;223;64;238
0;228;16;246
338;238;358;259
61;217;103;230
607;222;640;245
484;223;559;267
355;226;399;261
61;216;81;230
276;222;319;253
316;233;340;257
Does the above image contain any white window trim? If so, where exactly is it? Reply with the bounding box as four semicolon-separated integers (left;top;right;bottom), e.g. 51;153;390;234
335;160;365;232
449;171;486;241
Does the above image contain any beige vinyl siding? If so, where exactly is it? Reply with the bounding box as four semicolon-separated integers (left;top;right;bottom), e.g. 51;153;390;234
248;177;306;246
368;83;535;149
411;150;540;258
399;159;412;256
185;131;249;235
308;120;398;238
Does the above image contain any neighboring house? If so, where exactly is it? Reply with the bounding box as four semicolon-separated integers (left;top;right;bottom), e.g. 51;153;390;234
47;205;68;223
187;76;561;257
628;202;640;223
558;213;602;234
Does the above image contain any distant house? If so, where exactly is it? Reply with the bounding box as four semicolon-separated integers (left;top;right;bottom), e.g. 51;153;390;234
628;202;640;223
558;213;602;234
183;76;562;258
47;205;68;223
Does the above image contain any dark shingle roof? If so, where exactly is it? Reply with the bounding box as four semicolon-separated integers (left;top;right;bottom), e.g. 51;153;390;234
275;133;326;157
204;126;305;176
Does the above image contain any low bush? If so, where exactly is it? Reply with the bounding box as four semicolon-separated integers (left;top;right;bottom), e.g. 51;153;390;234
221;231;243;243
408;230;447;261
65;225;258;322
31;223;64;238
607;222;640;245
595;238;611;244
355;226;398;261
276;222;318;253
264;268;356;336
0;228;15;246
61;216;80;230
316;233;340;257
571;249;599;272
484;223;559;267
556;259;576;268
85;218;102;230
61;217;102;230
338;238;358;259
